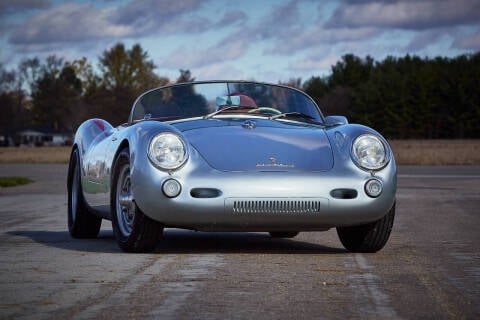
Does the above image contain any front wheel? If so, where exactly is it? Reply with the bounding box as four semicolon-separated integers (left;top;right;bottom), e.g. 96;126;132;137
337;202;395;253
111;148;163;252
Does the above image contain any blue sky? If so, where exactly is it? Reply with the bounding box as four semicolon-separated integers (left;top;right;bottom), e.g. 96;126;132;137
1;0;479;82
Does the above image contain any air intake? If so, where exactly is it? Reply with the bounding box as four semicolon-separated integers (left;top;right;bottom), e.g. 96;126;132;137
226;198;323;215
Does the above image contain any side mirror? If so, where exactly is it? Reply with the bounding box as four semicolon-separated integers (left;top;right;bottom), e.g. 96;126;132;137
325;115;348;126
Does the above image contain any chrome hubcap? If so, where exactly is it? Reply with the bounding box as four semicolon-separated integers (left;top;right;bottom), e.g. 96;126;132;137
116;165;135;236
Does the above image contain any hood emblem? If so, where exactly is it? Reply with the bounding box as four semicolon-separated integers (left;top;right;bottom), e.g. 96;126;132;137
242;120;256;129
256;156;295;168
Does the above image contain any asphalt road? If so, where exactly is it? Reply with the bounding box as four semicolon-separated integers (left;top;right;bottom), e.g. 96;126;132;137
0;164;479;319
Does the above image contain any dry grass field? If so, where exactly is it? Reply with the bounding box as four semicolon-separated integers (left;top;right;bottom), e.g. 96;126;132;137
389;140;480;165
0;140;479;165
0;147;71;164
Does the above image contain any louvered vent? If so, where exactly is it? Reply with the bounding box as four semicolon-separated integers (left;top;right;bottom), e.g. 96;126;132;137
229;199;321;215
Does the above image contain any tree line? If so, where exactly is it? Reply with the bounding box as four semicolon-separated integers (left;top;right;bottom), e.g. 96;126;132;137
0;43;196;145
1;43;479;145
303;53;480;139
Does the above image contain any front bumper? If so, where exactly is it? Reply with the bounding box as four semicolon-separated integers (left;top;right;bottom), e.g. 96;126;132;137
131;150;396;232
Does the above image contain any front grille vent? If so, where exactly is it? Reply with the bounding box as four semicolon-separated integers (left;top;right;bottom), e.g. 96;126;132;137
230;199;321;215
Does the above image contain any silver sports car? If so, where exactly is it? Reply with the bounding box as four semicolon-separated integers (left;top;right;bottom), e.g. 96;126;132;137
67;81;396;252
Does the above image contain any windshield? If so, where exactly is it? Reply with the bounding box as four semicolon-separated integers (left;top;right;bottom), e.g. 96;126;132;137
129;81;324;124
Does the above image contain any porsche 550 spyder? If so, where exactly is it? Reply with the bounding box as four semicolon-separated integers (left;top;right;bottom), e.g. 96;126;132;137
67;81;396;253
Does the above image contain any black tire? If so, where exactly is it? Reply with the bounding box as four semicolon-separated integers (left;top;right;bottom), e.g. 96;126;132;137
269;231;299;238
67;148;102;238
337;202;395;253
111;148;163;252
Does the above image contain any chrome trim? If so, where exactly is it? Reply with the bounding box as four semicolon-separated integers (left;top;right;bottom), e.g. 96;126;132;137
227;198;322;215
147;132;189;171
350;134;390;171
116;164;135;236
128;80;325;125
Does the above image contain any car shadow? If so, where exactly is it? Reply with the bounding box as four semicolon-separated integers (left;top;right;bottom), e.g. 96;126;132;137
7;230;119;253
7;229;346;254
155;229;346;254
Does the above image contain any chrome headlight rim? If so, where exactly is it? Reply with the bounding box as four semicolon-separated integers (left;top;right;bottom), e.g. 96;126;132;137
351;134;390;171
148;132;188;171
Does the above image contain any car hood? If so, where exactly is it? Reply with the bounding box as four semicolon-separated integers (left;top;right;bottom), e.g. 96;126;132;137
175;119;333;172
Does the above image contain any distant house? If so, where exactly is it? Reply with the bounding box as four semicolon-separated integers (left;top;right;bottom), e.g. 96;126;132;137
0;135;14;147
16;128;73;146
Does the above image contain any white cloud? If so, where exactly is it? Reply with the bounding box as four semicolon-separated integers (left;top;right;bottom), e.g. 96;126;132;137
163;34;250;69
255;0;302;39
325;0;480;30
213;10;248;28
161;19;260;70
10;3;133;44
9;0;208;46
453;29;480;50
266;26;380;54
112;0;207;35
288;52;340;72
0;0;51;16
194;63;246;80
406;29;448;51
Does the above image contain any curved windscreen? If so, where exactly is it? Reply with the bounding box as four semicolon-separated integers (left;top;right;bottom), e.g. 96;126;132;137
129;81;323;123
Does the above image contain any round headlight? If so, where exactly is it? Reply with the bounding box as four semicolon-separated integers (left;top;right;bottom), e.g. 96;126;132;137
352;134;388;170
148;133;187;170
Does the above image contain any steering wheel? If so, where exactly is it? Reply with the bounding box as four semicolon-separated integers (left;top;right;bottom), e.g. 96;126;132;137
248;107;282;115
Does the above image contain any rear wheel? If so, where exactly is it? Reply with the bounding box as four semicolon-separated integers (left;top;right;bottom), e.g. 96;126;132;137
67;148;102;238
337;202;395;253
111;148;163;252
269;231;299;238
